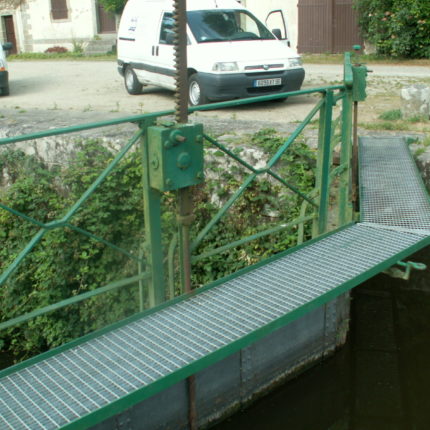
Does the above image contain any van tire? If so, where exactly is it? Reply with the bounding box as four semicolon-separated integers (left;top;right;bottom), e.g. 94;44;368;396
189;74;209;106
1;84;9;96
124;66;143;95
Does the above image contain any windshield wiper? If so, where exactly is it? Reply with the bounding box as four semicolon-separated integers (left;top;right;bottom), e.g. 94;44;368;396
229;34;261;41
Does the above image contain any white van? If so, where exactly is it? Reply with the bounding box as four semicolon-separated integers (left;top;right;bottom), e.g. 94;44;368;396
117;0;305;106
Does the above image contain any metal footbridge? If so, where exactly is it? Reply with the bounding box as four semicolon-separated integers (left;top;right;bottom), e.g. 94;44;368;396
1;50;429;429
1;136;429;429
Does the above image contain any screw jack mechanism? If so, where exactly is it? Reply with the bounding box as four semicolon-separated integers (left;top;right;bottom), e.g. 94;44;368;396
172;1;198;428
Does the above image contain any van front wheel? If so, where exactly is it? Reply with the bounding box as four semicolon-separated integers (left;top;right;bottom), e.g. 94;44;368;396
124;66;143;95
1;84;9;96
189;74;209;106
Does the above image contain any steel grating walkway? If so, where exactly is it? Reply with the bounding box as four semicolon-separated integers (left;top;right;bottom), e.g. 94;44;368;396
1;137;430;430
360;136;430;232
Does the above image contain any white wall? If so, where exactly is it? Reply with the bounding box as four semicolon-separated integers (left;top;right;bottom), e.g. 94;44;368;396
20;0;98;52
242;0;299;52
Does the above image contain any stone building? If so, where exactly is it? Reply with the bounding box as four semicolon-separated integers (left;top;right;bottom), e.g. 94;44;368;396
1;0;361;55
0;0;116;54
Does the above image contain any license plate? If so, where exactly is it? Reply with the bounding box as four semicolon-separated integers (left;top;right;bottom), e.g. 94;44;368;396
253;78;282;87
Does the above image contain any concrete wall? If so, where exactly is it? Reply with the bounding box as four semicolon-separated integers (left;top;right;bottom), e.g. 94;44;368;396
91;293;350;430
242;0;299;52
0;0;99;53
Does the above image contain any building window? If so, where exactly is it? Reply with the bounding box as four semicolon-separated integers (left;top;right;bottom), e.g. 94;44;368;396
51;0;68;20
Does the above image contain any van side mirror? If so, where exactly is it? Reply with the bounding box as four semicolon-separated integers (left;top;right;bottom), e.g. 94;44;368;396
2;42;13;51
272;28;282;40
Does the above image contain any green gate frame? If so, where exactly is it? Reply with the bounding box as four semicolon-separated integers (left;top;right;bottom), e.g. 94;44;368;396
0;52;366;343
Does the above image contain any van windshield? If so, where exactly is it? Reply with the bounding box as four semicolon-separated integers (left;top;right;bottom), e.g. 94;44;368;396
187;9;276;43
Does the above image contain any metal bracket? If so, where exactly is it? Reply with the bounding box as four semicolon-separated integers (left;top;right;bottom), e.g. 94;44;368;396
384;260;427;281
147;123;204;192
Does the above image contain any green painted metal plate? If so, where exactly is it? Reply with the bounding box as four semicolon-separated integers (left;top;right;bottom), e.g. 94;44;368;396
148;123;204;191
352;65;367;102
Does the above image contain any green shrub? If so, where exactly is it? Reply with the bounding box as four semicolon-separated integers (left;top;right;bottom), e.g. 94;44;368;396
355;0;430;58
0;143;145;358
378;109;402;121
44;46;68;54
0;131;315;360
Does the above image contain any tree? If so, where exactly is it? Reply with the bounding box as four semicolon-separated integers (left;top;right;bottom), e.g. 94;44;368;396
97;0;127;14
354;0;430;58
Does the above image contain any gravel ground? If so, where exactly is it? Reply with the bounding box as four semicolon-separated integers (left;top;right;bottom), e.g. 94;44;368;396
0;60;429;138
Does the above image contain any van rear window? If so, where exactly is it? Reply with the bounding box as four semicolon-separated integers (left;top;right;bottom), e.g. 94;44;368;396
187;9;275;43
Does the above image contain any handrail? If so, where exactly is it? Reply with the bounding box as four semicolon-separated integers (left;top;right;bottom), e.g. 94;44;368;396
0;272;151;331
0;86;344;146
0;129;144;287
344;51;353;88
190;98;325;252
0;51;365;354
191;214;316;263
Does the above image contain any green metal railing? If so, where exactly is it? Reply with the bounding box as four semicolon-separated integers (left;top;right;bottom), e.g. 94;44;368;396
0;52;367;347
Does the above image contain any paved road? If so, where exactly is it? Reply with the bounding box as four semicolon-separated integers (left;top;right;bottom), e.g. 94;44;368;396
2;60;320;122
0;61;428;132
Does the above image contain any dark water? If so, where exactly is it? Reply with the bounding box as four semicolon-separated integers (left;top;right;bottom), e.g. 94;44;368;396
0;352;14;370
213;248;430;430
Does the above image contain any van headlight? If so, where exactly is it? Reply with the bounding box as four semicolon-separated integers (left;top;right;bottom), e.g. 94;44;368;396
0;59;6;71
288;57;303;67
212;62;239;72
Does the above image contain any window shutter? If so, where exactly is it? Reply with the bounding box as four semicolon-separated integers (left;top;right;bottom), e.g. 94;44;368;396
51;0;68;20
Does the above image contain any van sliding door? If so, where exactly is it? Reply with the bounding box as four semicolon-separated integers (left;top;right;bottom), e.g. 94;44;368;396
152;12;176;90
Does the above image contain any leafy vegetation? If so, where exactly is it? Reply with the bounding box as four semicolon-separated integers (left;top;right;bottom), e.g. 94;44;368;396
360;108;430;132
97;0;126;14
354;0;430;58
0;130;315;361
44;46;68;54
0;142;145;358
378;109;402;121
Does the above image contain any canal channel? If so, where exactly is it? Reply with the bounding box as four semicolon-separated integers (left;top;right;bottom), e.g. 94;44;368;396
213;247;430;430
0;250;428;429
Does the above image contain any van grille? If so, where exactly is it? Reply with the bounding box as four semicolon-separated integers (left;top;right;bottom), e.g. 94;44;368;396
245;71;283;78
244;64;284;71
247;85;283;94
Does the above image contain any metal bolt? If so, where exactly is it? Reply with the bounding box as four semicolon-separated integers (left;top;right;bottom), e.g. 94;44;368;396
177;152;191;170
151;157;159;169
170;129;187;145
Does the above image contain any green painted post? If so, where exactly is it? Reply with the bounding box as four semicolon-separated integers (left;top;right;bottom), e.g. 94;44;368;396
338;52;354;226
178;188;194;296
338;90;354;226
313;90;334;237
140;121;166;308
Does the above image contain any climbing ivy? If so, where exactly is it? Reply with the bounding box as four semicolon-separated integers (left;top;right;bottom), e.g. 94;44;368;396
97;0;126;14
0;142;145;358
0;130;315;360
354;0;430;58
